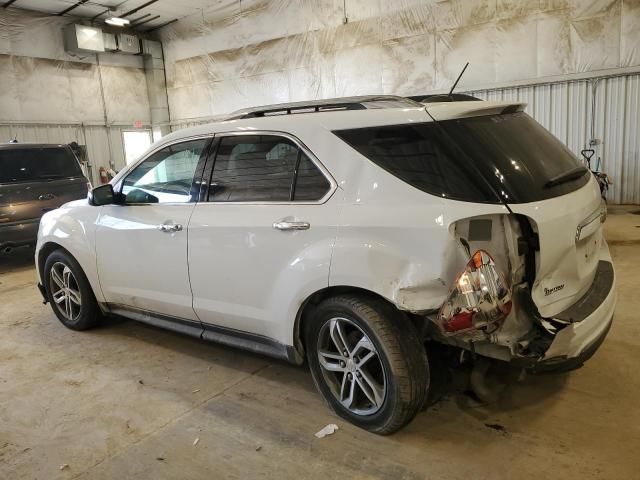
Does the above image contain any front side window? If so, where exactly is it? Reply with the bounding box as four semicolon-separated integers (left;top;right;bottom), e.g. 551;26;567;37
122;139;208;203
208;135;330;202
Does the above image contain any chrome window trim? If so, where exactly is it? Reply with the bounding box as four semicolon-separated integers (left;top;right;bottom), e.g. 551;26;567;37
117;134;214;206
201;130;337;206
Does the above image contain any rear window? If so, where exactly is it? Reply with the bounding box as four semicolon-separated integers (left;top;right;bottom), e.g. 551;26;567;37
334;112;589;204
0;147;82;184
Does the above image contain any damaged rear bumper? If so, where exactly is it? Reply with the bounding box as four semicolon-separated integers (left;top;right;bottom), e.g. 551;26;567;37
522;258;616;373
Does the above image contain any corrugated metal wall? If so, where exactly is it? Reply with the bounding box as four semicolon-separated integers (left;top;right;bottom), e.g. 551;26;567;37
0;123;130;186
469;74;640;205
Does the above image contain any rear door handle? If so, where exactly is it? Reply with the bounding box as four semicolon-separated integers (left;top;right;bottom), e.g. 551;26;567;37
158;223;183;233
273;221;310;231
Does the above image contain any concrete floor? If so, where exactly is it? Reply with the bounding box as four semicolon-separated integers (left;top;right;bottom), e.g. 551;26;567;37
1;209;640;479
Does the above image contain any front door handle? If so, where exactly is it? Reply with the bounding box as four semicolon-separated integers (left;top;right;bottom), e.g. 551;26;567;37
158;223;183;233
273;221;310;231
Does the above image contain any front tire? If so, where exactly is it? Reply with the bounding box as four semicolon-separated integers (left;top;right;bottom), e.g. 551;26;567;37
306;295;429;434
44;249;100;331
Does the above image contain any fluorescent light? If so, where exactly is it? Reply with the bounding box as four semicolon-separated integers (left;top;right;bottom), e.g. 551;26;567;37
105;17;130;27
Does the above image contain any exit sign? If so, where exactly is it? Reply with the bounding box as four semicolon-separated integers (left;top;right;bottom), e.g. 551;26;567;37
134;120;143;129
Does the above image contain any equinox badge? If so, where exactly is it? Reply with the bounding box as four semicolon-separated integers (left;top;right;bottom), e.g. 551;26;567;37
544;284;565;296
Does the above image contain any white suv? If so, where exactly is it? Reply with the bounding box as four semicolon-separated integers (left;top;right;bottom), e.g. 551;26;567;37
35;96;616;434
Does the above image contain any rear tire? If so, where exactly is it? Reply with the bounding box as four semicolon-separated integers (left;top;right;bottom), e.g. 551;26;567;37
305;295;429;434
44;249;101;331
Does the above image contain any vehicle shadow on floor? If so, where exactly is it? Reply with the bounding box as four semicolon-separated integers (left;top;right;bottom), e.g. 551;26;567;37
93;315;570;425
0;246;36;274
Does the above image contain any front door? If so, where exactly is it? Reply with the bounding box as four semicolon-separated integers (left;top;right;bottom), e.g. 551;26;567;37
96;137;210;320
188;133;339;344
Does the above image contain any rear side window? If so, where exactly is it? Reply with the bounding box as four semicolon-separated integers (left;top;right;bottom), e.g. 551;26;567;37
0;147;82;183
335;113;590;204
333;124;501;203
208;135;330;202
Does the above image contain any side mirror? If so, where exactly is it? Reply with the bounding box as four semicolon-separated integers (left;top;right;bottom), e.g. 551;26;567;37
89;184;115;206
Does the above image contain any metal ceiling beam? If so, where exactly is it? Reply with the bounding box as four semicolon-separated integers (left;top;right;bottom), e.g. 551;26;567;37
129;14;159;28
57;0;90;16
2;0;19;8
121;0;159;18
143;18;177;33
129;13;151;25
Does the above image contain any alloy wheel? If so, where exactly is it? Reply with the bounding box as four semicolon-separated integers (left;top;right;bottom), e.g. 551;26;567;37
49;262;82;322
317;317;387;415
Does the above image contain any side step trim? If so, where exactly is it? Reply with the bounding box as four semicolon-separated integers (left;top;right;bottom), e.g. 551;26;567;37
107;304;303;364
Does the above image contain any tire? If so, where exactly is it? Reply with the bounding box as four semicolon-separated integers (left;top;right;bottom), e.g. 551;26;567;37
305;295;429;434
44;249;101;331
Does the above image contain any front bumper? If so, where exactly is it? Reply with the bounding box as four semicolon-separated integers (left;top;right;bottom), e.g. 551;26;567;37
0;218;39;248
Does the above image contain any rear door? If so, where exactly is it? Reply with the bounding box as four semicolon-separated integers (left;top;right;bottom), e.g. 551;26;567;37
95;137;211;319
508;181;604;317
188;132;338;342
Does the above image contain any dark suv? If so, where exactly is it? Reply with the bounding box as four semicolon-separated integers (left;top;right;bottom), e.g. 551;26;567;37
0;143;90;252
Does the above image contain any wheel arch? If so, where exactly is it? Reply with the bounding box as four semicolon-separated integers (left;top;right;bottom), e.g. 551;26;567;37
38;241;105;308
293;285;421;358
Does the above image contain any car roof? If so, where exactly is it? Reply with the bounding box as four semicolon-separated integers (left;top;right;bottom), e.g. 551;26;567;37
0;143;70;150
157;99;526;145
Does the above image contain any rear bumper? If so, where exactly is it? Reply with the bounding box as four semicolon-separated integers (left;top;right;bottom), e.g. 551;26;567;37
0;218;40;248
533;257;616;373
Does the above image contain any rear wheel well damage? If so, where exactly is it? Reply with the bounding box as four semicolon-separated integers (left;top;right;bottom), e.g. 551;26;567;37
292;286;428;359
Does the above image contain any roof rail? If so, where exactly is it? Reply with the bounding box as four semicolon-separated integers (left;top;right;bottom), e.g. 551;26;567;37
226;95;421;120
407;93;482;103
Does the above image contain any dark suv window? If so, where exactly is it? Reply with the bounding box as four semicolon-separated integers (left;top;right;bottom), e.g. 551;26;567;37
334;112;589;204
208;135;330;202
334;123;500;203
0;146;83;184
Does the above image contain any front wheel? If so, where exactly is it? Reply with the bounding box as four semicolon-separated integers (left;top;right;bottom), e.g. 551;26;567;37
306;295;429;434
44;249;101;331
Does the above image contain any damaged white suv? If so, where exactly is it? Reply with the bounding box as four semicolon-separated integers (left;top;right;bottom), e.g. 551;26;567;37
36;96;616;434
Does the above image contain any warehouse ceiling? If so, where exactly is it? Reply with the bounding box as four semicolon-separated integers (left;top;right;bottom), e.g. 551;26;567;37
2;0;209;31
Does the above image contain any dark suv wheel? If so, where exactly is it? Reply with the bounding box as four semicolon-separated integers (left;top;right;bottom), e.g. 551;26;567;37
305;295;429;434
44;249;101;331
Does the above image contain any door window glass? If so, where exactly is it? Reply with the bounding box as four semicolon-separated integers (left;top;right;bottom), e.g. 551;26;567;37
122;139;207;203
208;135;330;202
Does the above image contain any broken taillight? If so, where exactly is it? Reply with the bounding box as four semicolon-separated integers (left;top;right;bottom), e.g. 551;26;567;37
437;250;512;337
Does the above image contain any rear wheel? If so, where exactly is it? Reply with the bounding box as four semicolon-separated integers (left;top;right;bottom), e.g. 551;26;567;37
44;250;100;331
306;295;429;434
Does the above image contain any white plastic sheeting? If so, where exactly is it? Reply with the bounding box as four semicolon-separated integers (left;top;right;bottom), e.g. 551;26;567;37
160;0;640;121
0;8;152;181
470;74;640;205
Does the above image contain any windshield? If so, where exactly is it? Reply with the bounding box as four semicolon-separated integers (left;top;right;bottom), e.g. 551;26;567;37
0;147;82;184
334;112;589;204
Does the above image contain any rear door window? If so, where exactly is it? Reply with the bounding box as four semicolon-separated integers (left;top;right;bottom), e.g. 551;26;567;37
0;147;82;183
208;135;331;202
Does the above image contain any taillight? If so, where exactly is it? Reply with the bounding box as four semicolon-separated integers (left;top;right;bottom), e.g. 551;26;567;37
437;250;512;337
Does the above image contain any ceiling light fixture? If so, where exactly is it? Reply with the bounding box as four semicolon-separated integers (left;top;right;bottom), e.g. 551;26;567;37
105;16;130;26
